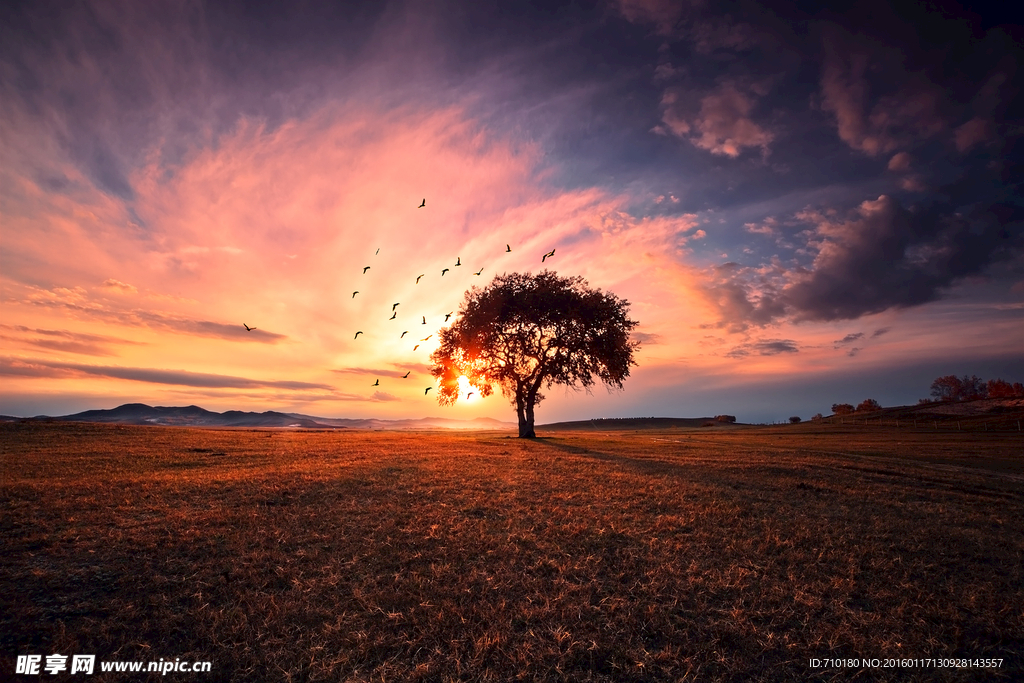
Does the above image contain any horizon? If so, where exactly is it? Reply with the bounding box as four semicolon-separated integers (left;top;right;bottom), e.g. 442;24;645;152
2;0;1022;424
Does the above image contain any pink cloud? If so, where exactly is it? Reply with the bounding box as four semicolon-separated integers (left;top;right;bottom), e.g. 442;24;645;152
660;82;773;157
954;117;995;152
819;28;946;156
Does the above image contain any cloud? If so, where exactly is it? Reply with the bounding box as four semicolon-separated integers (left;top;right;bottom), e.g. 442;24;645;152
0;356;334;391
833;332;863;348
785;194;1023;321
726;338;799;358
871;327;890;338
371;391;401;402
955;117;996;152
0;325;146;357
660;82;773;157
101;279;138;294
818;26;946;156
612;0;686;36
887;153;911;172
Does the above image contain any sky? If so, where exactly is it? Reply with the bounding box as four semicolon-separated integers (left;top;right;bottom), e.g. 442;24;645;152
1;0;1022;424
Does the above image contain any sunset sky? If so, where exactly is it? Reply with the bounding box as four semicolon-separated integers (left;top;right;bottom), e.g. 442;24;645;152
2;0;1022;424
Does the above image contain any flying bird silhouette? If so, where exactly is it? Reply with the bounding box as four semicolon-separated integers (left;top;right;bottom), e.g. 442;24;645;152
506;244;511;252
413;344;420;351
422;316;427;324
392;303;400;311
444;312;453;322
401;331;409;338
466;392;475;399
441;268;449;276
421;335;432;341
389;311;397;320
416;274;424;284
375;248;380;255
542;249;556;262
475;268;483;275
354;331;363;339
352;291;359;298
243;324;256;331
418;198;426;208
424;387;433;395
455;257;461;266
403;371;411;378
363;266;370;274
373;379;379;386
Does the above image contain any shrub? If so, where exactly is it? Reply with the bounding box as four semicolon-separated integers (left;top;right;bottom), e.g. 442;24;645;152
789;416;801;424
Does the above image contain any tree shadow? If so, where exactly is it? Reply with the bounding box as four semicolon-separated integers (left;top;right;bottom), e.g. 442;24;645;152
526;437;694;479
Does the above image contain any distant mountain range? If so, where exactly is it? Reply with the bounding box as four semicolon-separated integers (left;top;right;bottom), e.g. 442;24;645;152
0;403;517;430
0;403;734;431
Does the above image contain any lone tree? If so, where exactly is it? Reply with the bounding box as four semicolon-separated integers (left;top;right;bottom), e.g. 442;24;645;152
430;271;639;438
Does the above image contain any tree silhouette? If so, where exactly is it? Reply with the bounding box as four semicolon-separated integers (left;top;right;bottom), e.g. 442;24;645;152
856;398;881;412
430;271;640;438
832;403;855;415
930;374;987;402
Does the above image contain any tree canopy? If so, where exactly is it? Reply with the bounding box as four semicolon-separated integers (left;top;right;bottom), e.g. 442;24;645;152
430;271;640;438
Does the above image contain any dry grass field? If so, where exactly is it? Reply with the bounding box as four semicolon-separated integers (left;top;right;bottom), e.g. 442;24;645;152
2;421;1022;682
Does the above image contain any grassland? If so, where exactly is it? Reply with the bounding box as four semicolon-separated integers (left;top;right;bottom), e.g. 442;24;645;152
2;422;1022;682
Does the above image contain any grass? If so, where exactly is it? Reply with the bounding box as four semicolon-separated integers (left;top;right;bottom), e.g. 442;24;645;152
2;422;1022;681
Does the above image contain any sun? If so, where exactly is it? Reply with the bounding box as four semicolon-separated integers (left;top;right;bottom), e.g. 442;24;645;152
456;375;479;402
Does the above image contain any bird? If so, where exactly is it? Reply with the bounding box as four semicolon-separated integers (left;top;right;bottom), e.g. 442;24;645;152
506;244;511;252
243;324;256;331
363;266;371;274
416;274;424;284
422;316;426;324
401;331;409;338
373;379;379;386
466;392;475;399
421;335;432;341
354;331;363;339
441;268;449;276
352;291;359;298
389;311;397;320
444;312;453;322
475;268;483;275
392;303;400;311
418;198;426;208
375;248;380;255
413;344;420;351
542;249;555;262
403;371;411;378
424;387;433;395
455;257;461;266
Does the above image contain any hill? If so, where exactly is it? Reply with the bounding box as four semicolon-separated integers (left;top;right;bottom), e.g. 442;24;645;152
0;404;516;430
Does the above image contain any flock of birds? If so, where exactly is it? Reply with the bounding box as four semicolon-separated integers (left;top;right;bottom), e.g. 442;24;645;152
243;198;557;398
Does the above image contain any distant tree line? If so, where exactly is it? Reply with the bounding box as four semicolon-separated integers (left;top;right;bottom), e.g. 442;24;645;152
820;375;1022;419
924;375;1024;402
830;398;882;416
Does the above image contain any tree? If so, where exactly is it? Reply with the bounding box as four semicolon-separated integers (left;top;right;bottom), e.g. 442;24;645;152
789;416;802;424
832;403;855;415
430;271;640;438
987;378;1016;398
715;415;737;423
856;398;881;412
931;374;987;401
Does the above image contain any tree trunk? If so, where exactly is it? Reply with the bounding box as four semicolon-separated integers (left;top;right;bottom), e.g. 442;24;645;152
516;387;536;438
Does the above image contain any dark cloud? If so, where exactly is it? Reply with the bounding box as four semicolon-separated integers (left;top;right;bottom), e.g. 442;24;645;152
0;356;333;391
833;332;863;348
785;194;1024;322
631;332;660;345
725;338;799;358
871;327;890;338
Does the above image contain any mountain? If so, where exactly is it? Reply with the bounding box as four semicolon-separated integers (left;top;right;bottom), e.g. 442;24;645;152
1;404;516;430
